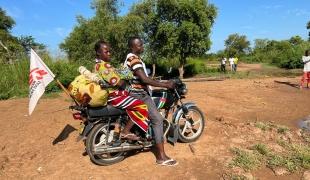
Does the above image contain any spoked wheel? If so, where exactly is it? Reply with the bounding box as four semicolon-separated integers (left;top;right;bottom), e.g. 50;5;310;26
177;106;205;143
85;123;124;166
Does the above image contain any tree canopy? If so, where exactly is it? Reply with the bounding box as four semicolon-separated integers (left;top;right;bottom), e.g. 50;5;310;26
0;8;46;63
0;7;21;63
224;33;250;57
131;0;217;78
61;0;217;77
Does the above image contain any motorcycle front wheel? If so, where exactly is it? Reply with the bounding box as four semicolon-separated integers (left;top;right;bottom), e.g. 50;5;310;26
176;106;205;143
86;123;124;166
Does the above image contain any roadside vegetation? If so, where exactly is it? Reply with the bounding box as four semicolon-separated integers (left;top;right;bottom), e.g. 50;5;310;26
0;1;309;100
228;121;310;178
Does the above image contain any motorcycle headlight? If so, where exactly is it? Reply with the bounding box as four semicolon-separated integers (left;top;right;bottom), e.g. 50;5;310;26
179;84;188;95
181;86;188;95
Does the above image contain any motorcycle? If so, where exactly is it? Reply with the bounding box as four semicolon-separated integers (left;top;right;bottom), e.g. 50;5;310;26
69;78;205;165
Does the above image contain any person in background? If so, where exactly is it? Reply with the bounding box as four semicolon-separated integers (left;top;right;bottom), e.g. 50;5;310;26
124;36;178;166
220;57;227;72
228;57;234;72
233;57;239;72
300;50;310;89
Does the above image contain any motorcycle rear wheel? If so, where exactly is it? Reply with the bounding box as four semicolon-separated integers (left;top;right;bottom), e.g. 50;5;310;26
86;123;124;166
177;106;205;143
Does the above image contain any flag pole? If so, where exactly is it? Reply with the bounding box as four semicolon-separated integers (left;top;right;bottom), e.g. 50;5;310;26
55;79;80;105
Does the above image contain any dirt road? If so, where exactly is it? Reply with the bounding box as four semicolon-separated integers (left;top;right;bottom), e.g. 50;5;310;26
0;77;309;179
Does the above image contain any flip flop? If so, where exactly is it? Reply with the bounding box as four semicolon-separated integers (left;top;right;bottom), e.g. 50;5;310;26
156;159;178;167
120;133;140;141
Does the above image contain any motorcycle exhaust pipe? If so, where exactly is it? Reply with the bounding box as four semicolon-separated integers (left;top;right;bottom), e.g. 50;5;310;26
93;144;144;154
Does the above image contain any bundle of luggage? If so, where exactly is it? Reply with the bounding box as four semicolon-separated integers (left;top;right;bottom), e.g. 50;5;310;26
67;66;108;107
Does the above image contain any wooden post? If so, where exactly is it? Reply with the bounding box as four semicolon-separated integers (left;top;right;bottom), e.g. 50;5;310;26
56;79;79;105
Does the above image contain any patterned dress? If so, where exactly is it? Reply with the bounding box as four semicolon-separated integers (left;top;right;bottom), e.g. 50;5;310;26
94;60;149;132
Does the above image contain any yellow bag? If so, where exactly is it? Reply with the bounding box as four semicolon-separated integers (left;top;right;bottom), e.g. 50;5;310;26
68;75;108;107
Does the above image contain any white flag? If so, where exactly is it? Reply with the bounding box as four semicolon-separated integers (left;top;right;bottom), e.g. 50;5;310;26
29;49;55;115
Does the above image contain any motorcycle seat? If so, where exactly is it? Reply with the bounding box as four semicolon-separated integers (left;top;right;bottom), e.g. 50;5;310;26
87;105;126;117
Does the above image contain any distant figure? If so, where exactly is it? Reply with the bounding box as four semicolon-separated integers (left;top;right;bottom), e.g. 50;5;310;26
233;57;239;72
220;57;227;72
228;57;234;72
300;50;310;89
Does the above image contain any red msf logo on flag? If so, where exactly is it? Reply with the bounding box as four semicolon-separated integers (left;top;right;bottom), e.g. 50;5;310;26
29;68;48;85
29;49;55;115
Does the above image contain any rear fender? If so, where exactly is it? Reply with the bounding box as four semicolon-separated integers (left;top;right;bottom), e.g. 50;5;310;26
77;119;109;142
76;122;95;142
80;117;121;139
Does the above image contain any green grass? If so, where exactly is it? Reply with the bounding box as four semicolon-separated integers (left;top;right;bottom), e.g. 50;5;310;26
254;121;290;134
230;142;310;173
277;126;290;134
251;144;270;156
0;59;29;99
230;121;309;173
254;122;273;131
230;147;262;171
0;58;80;100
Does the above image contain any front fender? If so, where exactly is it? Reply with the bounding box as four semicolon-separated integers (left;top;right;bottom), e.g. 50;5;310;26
171;102;197;124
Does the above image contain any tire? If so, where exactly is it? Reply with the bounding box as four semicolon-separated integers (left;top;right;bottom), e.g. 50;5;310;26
85;123;124;166
176;106;205;143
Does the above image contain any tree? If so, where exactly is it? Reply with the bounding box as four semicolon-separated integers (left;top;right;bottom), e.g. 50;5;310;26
224;33;250;57
0;8;15;32
18;35;46;53
106;14;144;64
289;35;303;46
60;0;122;64
131;0;217;78
307;21;310;41
253;39;268;51
0;8;22;63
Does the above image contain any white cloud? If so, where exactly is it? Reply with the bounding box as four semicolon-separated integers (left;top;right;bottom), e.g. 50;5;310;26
287;9;310;16
262;5;283;10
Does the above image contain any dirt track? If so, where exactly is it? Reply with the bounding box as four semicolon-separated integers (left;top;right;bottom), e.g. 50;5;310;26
0;76;310;179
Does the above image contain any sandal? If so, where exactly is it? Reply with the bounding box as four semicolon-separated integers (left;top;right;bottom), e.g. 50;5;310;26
156;159;178;167
120;133;140;141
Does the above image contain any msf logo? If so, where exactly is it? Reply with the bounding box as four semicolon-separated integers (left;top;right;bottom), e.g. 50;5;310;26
29;67;48;85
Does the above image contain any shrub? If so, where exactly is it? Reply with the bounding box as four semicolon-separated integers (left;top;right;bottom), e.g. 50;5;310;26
0;58;82;99
0;59;29;99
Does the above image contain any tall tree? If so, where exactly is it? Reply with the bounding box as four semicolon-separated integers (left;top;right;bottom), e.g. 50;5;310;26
18;35;46;53
0;7;15;31
307;20;310;41
289;35;303;46
60;0;121;64
0;8;22;63
0;8;47;63
224;33;250;57
131;0;217;78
